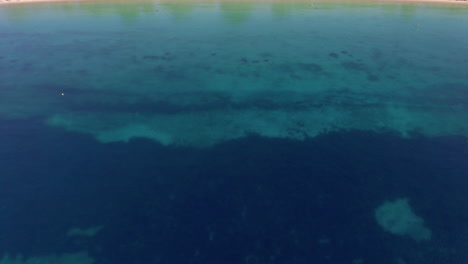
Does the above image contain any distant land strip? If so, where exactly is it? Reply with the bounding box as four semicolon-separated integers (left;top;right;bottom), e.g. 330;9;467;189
1;0;468;5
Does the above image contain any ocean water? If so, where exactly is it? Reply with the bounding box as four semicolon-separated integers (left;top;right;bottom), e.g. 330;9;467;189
0;1;467;263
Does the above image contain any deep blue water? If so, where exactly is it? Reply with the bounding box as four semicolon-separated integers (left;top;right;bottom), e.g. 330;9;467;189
1;1;468;264
1;119;467;263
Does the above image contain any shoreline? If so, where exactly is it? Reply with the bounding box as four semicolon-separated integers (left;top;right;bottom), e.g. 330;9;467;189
1;0;467;5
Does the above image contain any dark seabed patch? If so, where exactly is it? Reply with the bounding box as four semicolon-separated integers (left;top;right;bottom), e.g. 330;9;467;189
341;61;367;71
142;52;175;62
328;52;339;59
0;119;467;264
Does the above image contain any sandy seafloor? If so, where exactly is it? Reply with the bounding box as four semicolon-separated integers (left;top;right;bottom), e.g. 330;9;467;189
0;1;468;264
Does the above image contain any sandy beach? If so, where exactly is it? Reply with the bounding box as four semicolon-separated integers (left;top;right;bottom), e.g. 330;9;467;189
0;0;66;4
0;0;467;5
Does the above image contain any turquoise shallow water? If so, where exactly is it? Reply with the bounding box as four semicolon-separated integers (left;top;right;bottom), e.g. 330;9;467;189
0;1;467;146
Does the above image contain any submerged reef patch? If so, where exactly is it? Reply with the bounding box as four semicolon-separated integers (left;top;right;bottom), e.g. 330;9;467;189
375;198;432;241
46;100;468;147
0;252;93;264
